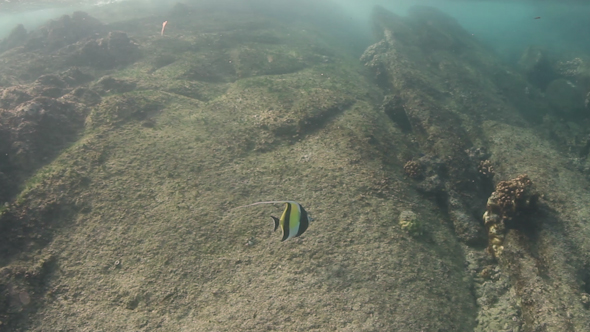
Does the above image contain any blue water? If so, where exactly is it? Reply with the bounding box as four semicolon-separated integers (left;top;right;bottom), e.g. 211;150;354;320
0;8;74;38
1;0;590;64
331;0;590;63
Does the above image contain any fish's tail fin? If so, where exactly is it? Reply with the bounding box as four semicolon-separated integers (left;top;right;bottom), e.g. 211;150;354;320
271;216;280;231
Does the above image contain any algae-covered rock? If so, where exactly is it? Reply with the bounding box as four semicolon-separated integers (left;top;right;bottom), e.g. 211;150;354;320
65;31;140;69
398;210;423;236
85;92;163;129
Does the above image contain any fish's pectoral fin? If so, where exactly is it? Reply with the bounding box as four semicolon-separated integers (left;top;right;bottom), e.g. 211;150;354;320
271;216;280;231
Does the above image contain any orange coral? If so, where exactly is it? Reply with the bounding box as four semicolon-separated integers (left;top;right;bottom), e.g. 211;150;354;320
483;174;536;257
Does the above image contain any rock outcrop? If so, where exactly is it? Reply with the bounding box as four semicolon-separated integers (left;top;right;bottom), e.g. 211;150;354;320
363;5;590;331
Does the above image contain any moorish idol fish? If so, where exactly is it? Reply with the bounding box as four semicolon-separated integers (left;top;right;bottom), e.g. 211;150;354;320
233;201;310;241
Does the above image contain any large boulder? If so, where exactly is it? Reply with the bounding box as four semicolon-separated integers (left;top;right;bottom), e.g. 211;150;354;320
518;46;556;89
0;24;27;53
545;78;586;118
64;31;140;69
25;11;105;52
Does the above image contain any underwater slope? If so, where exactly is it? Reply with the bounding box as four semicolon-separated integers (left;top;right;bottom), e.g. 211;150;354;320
0;3;477;331
363;5;590;332
2;2;590;331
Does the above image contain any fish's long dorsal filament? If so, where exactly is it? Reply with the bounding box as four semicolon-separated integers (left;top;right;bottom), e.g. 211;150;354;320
231;201;292;210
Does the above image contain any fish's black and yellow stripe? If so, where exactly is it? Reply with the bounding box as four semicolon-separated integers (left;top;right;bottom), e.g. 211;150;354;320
272;202;310;241
280;202;293;241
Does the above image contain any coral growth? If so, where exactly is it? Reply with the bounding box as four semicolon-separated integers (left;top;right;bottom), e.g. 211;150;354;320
399;210;423;236
478;160;494;178
483;174;537;257
495;175;534;216
403;160;423;179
